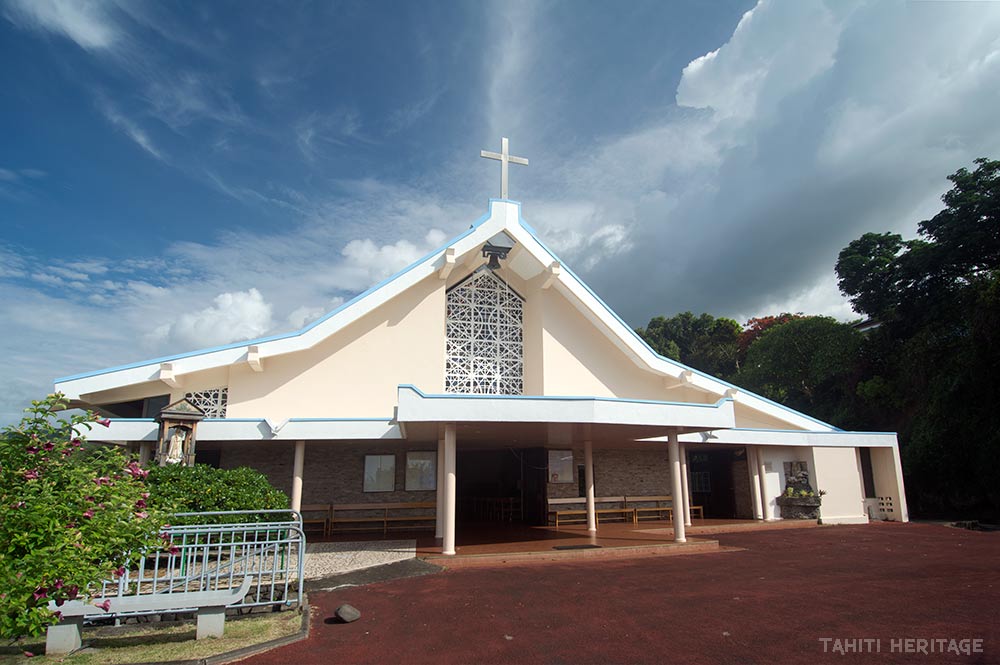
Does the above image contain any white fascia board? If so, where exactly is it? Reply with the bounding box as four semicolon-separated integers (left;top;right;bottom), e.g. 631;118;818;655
76;420;159;442
84;418;402;443
503;216;834;433
396;385;735;430
672;429;899;448
55;203;512;400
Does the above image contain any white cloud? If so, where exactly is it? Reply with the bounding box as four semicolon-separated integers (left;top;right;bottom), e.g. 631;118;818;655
145;288;274;349
4;0;119;51
97;96;165;161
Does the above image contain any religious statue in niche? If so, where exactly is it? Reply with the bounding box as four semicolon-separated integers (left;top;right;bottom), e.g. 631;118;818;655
164;426;191;465
154;398;206;467
776;461;823;519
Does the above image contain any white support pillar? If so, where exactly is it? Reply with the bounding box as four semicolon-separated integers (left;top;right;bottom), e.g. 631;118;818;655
435;435;445;538
442;423;457;555
748;446;763;520
758;446;773;521
668;431;686;543
680;444;692;527
291;440;305;513
584;439;596;532
138;441;153;466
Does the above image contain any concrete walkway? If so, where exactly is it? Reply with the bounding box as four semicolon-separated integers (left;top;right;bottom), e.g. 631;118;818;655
249;523;998;665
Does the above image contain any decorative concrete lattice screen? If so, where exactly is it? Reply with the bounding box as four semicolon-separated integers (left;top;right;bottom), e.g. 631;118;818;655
446;269;524;395
185;387;228;418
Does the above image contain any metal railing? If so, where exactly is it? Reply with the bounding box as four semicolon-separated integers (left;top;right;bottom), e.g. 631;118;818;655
95;509;306;617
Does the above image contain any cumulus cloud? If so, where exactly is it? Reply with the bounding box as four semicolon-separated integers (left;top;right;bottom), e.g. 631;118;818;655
146;288;274;349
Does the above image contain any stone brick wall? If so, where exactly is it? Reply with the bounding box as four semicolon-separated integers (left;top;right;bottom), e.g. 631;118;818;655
199;441;436;505
545;447;672;499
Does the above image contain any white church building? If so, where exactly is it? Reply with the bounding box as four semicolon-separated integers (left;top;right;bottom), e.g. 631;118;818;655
54;141;908;554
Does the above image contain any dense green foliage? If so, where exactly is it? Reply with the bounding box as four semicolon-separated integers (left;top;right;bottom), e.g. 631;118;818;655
145;463;289;523
835;158;1000;518
738;317;865;429
636;312;741;379
0;395;165;638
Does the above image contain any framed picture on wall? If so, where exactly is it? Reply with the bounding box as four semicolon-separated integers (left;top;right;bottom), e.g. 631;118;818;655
548;450;574;483
364;454;396;492
405;451;436;491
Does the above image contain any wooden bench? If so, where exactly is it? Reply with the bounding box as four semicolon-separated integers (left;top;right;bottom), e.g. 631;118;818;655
46;576;252;655
330;502;436;534
300;503;332;537
547;496;636;527
625;495;705;521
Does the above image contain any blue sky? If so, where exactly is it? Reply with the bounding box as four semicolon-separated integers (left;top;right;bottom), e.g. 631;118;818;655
2;0;1000;424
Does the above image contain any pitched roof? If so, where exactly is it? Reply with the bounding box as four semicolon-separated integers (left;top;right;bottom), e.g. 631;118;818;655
54;199;836;432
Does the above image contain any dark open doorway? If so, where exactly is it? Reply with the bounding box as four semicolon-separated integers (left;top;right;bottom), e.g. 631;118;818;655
687;447;754;519
456;447;548;525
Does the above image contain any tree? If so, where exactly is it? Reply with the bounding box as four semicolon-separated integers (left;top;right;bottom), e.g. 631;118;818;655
737;313;802;367
738;317;865;428
636;312;741;379
836;158;1000;519
0;395;166;638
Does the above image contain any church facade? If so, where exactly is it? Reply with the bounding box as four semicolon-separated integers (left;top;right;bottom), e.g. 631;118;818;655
54;196;908;554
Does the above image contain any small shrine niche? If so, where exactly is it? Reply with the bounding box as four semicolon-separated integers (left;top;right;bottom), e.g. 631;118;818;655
155;398;206;467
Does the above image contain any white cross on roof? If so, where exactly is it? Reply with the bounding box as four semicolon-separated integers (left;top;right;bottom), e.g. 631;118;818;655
480;137;528;200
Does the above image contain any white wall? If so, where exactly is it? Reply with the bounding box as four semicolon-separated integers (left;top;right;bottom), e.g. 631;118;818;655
811;446;868;525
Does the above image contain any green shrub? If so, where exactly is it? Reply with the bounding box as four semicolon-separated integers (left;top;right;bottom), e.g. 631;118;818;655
0;395;165;639
145;463;289;523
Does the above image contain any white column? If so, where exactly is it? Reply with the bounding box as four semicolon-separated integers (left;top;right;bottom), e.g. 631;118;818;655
435;435;445;538
138;441;153;466
291;440;305;513
680;444;692;527
748;446;763;520
442;423;457;555
668;431;686;543
758;446;773;521
584;440;596;532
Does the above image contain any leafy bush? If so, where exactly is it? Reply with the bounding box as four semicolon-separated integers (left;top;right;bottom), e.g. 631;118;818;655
0;395;165;639
145;463;289;523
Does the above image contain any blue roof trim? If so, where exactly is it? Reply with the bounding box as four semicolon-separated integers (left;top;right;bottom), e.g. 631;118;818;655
106;417;395;423
513;211;841;432
55;209;494;384
398;384;733;409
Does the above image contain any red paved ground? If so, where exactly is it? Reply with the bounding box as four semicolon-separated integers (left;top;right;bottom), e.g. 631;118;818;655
245;523;999;664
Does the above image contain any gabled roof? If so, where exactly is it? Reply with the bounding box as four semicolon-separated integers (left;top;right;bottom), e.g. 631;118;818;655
54;199;836;432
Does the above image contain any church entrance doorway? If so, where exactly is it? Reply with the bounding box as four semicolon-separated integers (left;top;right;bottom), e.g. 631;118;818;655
687;447;755;519
456;447;548;526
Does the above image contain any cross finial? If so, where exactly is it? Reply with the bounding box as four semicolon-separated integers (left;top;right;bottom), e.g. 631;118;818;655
480;137;528;200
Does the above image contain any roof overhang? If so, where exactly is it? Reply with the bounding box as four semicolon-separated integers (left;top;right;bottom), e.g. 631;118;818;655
82;418;402;443
395;385;736;439
673;428;899;449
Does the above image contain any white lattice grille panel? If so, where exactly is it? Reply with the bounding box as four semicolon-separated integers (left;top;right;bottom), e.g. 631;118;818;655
446;269;523;395
185;387;228;418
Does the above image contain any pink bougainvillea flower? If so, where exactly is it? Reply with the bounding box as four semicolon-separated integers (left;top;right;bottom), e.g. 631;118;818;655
135;511;148;519
113;566;125;578
42;442;55;451
82;509;95;519
71;438;82;447
65;521;76;528
168;545;180;556
53;579;64;589
11;501;25;509
55;597;65;607
62;448;73;456
94;599;112;612
93;476;111;486
25;445;39;454
66;585;79;600
32;587;47;601
22;651;34;658
53;610;62;620
97;418;111;427
134;498;147;510
22;469;40;480
85;495;95;502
